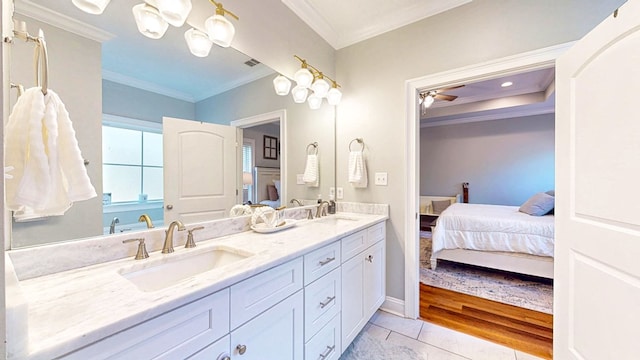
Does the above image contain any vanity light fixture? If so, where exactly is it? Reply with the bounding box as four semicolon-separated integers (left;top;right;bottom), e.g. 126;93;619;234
273;55;342;107
72;0;111;15
326;81;342;106
184;28;213;57
132;3;169;40
156;0;192;27
293;60;314;89
273;75;292;96
307;93;322;110
311;73;330;98
291;85;309;103
205;0;239;48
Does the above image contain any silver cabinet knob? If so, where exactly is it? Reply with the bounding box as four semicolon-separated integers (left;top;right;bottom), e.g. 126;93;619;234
236;344;247;355
216;353;231;360
365;255;373;262
166;204;173;210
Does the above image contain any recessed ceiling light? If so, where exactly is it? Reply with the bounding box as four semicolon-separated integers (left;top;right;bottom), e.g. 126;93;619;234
501;81;513;87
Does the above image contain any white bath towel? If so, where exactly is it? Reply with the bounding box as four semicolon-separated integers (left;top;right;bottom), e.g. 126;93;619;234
302;154;319;187
5;87;97;221
348;150;368;188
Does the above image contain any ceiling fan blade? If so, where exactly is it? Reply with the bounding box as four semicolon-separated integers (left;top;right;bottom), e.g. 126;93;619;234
434;94;458;101
438;85;465;92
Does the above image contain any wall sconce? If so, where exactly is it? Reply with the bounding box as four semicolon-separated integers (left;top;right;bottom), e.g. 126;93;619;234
272;55;342;108
205;0;239;48
72;0;111;15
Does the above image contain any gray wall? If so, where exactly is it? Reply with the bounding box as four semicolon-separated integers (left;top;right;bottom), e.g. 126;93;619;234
244;124;281;169
335;0;623;300
420;114;555;206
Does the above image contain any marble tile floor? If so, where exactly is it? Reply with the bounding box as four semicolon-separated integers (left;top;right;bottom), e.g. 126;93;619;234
341;310;545;360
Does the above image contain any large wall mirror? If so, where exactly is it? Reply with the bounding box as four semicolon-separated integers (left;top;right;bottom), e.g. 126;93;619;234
8;0;336;248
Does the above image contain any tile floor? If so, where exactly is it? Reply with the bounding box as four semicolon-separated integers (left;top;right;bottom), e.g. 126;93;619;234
355;310;545;360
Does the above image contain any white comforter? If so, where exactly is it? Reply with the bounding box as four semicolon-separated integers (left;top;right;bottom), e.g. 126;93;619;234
431;203;554;257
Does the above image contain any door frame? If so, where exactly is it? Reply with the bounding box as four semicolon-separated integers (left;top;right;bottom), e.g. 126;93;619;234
403;43;573;319
230;109;287;205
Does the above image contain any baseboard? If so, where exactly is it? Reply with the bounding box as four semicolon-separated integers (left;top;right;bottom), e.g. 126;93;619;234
380;296;405;317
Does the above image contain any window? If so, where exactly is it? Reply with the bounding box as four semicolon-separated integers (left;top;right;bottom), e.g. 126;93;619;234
242;139;255;203
102;119;163;204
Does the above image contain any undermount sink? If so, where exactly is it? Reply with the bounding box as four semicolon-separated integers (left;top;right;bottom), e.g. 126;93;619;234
314;215;361;226
120;246;254;292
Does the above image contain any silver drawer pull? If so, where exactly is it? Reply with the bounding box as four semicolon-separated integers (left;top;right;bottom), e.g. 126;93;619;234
217;353;231;360
365;255;373;262
319;345;336;359
319;296;336;308
236;344;247;355
319;257;336;266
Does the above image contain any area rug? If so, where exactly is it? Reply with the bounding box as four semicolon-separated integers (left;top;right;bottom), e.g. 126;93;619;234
420;260;553;314
340;329;427;360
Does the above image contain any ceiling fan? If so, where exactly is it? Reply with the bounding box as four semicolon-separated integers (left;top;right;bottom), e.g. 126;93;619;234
419;85;465;114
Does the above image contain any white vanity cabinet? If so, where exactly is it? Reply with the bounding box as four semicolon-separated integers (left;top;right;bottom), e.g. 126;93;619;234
340;222;386;350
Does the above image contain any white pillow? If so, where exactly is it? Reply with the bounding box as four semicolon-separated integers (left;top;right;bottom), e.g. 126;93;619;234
519;192;555;216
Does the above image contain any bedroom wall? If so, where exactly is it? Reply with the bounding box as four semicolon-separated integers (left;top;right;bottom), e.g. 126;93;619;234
420;114;555;206
244;124;281;169
335;0;624;301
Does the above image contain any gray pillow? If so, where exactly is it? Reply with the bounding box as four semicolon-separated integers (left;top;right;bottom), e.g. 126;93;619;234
432;200;452;214
519;193;555;216
545;190;555;196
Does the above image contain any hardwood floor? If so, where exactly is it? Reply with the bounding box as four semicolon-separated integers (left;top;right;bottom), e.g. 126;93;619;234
420;283;553;359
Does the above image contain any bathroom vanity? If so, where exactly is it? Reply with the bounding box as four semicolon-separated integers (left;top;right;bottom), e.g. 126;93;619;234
6;204;388;359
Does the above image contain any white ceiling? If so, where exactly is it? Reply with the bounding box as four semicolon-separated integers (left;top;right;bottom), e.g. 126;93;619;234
281;0;473;49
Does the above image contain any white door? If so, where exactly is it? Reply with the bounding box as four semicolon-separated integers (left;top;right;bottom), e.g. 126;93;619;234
555;1;640;359
163;117;239;224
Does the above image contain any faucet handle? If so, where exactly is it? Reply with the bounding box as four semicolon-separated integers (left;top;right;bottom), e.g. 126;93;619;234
185;226;204;248
122;238;149;260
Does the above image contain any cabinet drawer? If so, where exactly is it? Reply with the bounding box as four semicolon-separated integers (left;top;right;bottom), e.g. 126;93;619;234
305;313;341;360
304;241;341;285
62;289;229;360
230;257;303;330
187;334;230;360
304;267;341;341
341;229;367;261
367;222;385;246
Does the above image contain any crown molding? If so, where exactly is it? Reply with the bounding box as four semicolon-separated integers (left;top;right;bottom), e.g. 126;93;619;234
281;0;338;48
194;67;275;102
15;0;114;43
102;70;195;103
421;104;555;128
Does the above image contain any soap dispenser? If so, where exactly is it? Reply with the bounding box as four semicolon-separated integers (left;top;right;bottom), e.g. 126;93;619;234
328;195;336;214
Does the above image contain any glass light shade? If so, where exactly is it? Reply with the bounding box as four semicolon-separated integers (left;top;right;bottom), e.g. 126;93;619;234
327;87;342;105
157;0;192;27
273;75;292;96
72;0;111;15
132;4;169;40
291;85;308;103
307;93;322;110
423;95;435;108
311;78;330;98
205;14;235;48
184;28;213;57
294;68;313;88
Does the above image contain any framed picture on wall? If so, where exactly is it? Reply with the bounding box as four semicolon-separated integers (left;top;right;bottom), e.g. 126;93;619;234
263;135;278;160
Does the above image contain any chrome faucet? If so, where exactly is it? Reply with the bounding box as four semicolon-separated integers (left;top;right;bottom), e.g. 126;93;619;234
162;220;186;254
138;214;154;228
109;217;120;234
316;201;329;218
290;198;303;207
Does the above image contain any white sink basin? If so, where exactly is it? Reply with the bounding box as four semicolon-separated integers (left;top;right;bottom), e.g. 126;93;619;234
120;246;254;292
314;215;361;226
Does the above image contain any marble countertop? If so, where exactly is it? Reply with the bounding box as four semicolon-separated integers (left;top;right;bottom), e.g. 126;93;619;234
12;211;387;360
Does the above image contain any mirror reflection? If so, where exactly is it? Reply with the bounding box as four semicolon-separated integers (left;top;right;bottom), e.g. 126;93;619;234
9;0;336;248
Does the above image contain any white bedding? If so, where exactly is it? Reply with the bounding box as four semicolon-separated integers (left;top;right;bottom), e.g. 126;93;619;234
259;199;281;208
431;203;554;257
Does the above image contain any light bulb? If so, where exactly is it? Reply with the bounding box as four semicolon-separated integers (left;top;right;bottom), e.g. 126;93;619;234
184;28;213;57
205;14;235;48
157;0;192;27
308;93;322;110
327;87;342;106
291;85;308;103
423;95;435;108
72;0;111;15
132;4;169;40
311;77;330;98
294;68;313;88
273;75;292;96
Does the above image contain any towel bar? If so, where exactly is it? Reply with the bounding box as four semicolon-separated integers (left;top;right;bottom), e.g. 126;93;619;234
349;138;364;151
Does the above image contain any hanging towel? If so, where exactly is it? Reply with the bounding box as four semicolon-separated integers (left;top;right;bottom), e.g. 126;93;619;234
348;150;368;188
302;154;319;187
5;87;97;221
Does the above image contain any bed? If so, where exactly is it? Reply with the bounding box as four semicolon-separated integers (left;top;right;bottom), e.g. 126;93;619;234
430;203;554;279
255;166;281;208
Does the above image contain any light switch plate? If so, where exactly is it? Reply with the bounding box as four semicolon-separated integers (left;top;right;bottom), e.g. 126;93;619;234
336;187;344;199
375;172;388;186
296;174;304;185
329;187;335;197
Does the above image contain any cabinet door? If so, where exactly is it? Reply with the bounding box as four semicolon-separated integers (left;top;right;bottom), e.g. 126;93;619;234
230;290;304;360
341;253;365;348
187;335;230;360
364;240;385;319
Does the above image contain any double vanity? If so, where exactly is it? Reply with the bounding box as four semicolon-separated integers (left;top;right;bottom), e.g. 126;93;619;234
6;203;388;360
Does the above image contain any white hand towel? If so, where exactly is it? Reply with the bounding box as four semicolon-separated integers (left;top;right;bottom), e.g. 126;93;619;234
348;150;368;188
5;87;96;221
302;154;319;187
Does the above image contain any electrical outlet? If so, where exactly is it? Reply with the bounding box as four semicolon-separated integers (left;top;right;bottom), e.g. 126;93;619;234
329;187;335;197
375;172;388;186
296;174;304;185
336;187;344;199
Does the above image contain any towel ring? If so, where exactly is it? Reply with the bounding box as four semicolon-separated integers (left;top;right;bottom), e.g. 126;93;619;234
34;32;48;95
349;138;364;152
306;142;318;155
